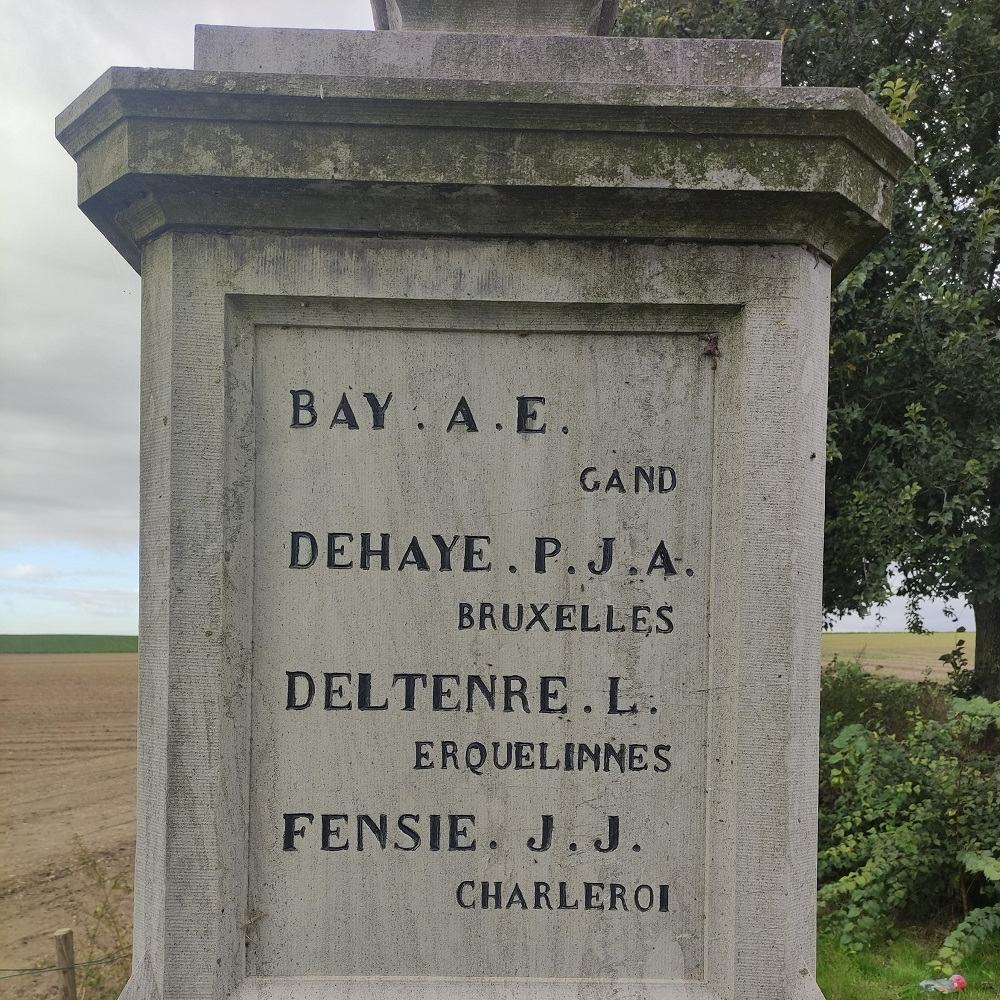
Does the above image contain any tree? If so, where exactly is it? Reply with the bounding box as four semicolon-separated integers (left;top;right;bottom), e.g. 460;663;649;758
618;1;1000;697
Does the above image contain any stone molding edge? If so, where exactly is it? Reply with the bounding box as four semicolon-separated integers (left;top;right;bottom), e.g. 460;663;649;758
56;68;912;280
56;68;913;201
94;184;883;284
57;67;911;155
227;978;715;1000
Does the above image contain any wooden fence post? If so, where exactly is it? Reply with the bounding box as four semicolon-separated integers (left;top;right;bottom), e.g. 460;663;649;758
54;928;77;1000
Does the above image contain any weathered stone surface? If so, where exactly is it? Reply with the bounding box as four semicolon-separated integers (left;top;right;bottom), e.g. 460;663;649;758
194;26;781;87
370;0;619;35
251;309;712;980
57;19;911;1000
125;232;835;1000
56;64;910;280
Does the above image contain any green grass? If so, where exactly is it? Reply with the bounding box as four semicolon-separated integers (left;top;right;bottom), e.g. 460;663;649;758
818;930;1000;999
0;634;138;654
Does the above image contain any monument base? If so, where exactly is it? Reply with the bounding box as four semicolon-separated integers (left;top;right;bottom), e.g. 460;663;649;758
56;12;910;1000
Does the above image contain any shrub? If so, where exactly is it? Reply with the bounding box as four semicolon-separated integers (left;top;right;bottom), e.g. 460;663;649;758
940;632;977;698
820;657;949;736
73;839;132;1000
818;661;1000;972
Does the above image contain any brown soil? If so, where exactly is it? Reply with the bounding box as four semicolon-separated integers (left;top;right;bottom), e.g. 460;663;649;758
0;654;136;998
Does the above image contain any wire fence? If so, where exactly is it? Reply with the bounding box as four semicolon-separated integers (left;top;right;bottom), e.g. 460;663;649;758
0;948;130;981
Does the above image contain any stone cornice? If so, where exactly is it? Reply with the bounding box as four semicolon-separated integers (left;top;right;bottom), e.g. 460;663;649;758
57;66;913;278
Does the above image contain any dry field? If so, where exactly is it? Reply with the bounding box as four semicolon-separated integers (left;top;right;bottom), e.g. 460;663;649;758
0;654;135;998
0;635;970;994
820;630;972;682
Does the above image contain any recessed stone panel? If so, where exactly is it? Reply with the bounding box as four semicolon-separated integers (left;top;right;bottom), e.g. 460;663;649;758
247;316;714;981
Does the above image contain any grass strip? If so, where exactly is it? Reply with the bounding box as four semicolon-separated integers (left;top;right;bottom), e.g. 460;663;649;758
818;930;1000;999
0;634;138;654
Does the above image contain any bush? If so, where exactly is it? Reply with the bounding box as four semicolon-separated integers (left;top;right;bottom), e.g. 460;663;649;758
818;661;1000;972
73;839;132;1000
821;657;949;736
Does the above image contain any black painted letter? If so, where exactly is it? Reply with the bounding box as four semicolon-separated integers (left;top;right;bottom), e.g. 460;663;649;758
516;395;546;434
286;671;315;710
290;389;317;427
290;531;318;568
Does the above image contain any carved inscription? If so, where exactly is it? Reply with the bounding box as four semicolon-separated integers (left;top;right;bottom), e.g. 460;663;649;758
247;324;712;980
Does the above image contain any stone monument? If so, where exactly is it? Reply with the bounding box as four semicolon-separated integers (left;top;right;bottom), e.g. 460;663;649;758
57;2;911;998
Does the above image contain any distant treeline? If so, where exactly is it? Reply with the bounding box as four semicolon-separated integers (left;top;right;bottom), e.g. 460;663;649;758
0;634;138;654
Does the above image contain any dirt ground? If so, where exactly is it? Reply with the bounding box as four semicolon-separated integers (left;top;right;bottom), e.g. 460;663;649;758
0;654;136;998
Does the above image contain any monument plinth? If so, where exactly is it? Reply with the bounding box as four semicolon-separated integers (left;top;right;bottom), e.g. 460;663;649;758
58;5;911;1000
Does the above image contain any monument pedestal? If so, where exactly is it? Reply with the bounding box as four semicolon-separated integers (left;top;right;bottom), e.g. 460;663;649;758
58;10;910;1000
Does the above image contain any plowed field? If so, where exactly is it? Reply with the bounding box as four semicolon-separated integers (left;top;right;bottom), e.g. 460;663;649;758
0;654;136;997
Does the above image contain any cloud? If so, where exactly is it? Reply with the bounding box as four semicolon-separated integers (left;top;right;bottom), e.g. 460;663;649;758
0;563;60;580
0;581;138;631
0;544;139;630
0;0;373;566
5;584;138;618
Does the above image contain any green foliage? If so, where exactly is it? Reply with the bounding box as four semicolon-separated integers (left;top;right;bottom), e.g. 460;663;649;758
880;77;921;128
821;657;948;735
817;927;1000;999
941;633;976;697
618;1;1000;697
817;662;1000;969
935;904;1000;975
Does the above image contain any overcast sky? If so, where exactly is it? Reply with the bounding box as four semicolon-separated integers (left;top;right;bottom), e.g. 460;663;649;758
0;0;972;634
